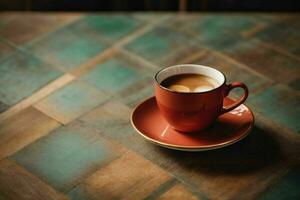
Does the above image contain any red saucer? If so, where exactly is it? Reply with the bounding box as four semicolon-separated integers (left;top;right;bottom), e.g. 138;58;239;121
131;96;254;151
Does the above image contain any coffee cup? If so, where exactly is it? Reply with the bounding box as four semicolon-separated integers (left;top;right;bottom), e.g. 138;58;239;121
154;64;249;132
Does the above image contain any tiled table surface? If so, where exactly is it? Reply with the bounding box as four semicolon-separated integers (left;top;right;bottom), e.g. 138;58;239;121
0;12;299;200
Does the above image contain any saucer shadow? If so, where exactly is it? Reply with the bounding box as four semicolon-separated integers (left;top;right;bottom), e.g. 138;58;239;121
157;125;282;175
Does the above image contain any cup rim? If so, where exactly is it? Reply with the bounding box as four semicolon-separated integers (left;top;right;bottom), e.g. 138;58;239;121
154;64;226;94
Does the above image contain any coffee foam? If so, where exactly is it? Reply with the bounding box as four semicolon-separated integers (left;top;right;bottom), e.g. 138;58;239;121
169;85;190;92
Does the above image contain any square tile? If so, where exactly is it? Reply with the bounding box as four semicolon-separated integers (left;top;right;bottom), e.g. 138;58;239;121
67;151;170;200
249;85;300;133
0;13;80;46
0;159;67;200
0;107;60;160
11;122;121;192
80;51;153;95
79;101;154;158
258;166;300;200
169;15;261;50
125;26;203;66
81;59;139;92
76;15;142;41
34;80;108;124
26;21;109;72
0;51;62;106
79;101;132;139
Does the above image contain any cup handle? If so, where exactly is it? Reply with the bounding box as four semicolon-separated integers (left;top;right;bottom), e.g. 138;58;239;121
220;82;249;114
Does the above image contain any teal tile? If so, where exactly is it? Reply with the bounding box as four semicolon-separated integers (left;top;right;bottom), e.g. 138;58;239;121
169;15;259;50
79;101;134;143
78;15;142;41
259;166;300;200
249;85;300;133
191;15;259;34
125;26;201;66
81;59;139;92
35;80;109;124
11;122;121;192
26;21;108;72
0;51;62;106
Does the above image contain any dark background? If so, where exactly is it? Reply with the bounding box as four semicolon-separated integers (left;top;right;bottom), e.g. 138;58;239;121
1;0;299;11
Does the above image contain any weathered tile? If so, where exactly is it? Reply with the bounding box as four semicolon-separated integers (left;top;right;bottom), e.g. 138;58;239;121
11;122;121;192
0;13;80;45
81;58;139;93
0;159;67;200
174;15;260;34
34;80;108;124
0;107;60;160
79;101;133;139
67;150;170;200
156;183;199;200
26;21;109;72
255;21;300;57
125;26;203;66
76;15;142;41
0;51;62;106
248;84;300;133
222;39;300;84
258;166;300;200
169;15;261;50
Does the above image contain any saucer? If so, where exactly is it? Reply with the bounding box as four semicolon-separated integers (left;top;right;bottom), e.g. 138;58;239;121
131;96;254;151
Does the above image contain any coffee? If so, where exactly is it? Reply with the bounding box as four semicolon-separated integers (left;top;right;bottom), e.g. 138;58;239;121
161;73;219;93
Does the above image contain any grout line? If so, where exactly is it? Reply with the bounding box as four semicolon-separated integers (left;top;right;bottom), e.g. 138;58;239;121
241;23;268;38
0;74;75;122
119;48;159;70
143;178;178;200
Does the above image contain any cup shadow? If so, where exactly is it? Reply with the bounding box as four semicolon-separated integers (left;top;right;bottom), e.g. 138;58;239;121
156;125;282;175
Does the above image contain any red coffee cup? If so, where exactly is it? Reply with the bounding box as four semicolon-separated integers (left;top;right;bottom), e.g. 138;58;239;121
154;64;249;132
